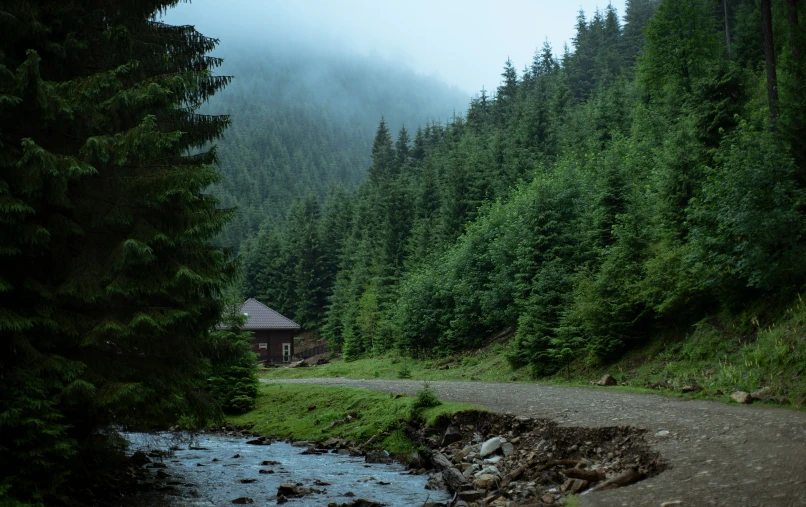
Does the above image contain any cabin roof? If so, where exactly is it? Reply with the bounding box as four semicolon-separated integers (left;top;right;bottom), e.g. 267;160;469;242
237;298;300;330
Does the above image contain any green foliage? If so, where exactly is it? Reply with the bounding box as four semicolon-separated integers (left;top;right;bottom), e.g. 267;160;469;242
245;0;806;393
0;1;239;501
207;307;259;415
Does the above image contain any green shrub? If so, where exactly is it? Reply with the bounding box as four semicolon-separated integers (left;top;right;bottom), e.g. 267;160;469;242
412;383;442;410
461;356;480;368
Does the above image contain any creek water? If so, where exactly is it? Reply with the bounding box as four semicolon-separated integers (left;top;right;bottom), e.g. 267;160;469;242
123;432;450;506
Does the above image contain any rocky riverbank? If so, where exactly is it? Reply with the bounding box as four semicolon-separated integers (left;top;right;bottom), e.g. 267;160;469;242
410;411;665;506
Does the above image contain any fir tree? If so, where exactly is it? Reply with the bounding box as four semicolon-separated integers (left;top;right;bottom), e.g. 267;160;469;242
0;1;239;499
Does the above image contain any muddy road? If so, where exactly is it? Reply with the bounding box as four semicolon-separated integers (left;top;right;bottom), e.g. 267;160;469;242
262;378;806;506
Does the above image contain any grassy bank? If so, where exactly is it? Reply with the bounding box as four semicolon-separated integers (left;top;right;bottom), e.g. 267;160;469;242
263;299;806;407
227;383;479;456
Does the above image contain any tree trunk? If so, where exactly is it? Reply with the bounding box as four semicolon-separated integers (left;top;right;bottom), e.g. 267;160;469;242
724;0;732;59
761;0;779;126
787;0;801;62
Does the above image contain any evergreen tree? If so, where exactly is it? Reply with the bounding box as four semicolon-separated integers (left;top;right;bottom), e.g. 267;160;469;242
0;1;239;500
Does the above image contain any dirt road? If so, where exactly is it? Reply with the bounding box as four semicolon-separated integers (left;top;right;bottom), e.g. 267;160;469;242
262;378;806;506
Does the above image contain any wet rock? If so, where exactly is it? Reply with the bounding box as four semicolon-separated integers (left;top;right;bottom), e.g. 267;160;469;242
189;446;209;450
276;495;287;504
259;469;275;474
232;497;253;504
442;425;463;446
245;437;272;445
473;473;498;490
231;453;241;459
131;450;151;466
261;460;282;466
314;479;331;486
365;450;393;464
480;437;503;457
147;462;167;469
597;374;617;386
425;474;446;490
731;391;753;404
239;478;257;483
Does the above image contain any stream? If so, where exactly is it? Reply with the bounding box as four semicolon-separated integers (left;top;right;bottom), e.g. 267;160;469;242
122;432;451;506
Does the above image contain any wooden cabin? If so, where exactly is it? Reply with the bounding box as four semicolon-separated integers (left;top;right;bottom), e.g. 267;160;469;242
237;298;300;362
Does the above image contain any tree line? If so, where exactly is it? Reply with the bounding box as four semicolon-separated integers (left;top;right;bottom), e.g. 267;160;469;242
242;0;806;375
0;1;256;503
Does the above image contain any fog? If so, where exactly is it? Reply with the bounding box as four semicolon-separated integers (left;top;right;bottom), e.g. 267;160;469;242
162;0;627;96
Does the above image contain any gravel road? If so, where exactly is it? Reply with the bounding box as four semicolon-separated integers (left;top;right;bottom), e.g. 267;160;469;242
262;378;806;507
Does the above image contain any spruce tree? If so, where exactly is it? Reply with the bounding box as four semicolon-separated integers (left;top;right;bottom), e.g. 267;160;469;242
0;1;237;500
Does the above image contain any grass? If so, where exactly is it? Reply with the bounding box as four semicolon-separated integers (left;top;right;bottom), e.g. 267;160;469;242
227;383;479;457
261;297;806;408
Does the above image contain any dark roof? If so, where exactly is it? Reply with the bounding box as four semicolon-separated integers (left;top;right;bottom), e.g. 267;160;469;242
238;298;300;330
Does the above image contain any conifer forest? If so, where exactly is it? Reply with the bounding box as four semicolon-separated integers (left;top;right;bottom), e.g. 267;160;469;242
1;0;805;504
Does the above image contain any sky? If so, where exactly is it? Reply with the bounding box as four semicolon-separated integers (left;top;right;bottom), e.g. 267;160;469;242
162;0;627;96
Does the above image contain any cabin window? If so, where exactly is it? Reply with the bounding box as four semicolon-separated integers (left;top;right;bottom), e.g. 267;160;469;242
258;342;267;349
282;343;291;362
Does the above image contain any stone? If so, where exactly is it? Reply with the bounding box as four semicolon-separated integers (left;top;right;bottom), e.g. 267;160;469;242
425;474;446;490
541;493;555;504
239;478;257;483
483;456;502;464
480;437;503;457
276;495;287;505
131;450;151;466
277;483;310;498
365;450;392;464
654;430;671;437
751;386;773;401
681;385;700;394
261;460;281;466
231;498;254;504
597;374;617;386
457;490;484;502
475;465;499;477
473;473;498;490
660;502;683;507
442;425;463;446
501;442;515;457
259;469;275;474
731;391;753;404
245;437;271;445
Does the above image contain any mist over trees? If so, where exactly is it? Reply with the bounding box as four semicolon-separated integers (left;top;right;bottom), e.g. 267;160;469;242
203;48;468;247
242;0;806;374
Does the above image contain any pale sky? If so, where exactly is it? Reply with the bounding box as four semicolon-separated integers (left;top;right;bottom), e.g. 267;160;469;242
163;0;626;96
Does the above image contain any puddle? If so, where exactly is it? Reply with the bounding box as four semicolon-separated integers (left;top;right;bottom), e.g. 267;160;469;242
123;432;450;506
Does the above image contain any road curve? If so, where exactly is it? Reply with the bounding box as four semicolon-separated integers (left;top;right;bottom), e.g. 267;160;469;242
261;378;806;507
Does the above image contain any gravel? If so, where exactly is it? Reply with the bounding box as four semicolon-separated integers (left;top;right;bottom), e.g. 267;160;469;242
263;378;806;507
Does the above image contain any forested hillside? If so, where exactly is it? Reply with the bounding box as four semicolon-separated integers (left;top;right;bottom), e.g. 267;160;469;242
242;0;806;377
205;49;468;247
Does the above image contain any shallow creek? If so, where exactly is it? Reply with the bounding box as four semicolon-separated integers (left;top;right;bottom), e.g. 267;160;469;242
124;432;450;506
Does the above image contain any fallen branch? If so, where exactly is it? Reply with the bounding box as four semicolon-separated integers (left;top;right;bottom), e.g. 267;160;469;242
561;468;606;482
581;467;645;495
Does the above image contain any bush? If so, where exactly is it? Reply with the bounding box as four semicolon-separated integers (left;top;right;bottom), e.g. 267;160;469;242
412;383;442;410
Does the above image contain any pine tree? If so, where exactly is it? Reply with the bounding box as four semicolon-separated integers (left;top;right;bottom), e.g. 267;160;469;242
0;1;237;499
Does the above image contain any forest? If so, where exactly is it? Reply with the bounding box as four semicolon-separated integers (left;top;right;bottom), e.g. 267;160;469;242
204;49;467;246
241;0;806;376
